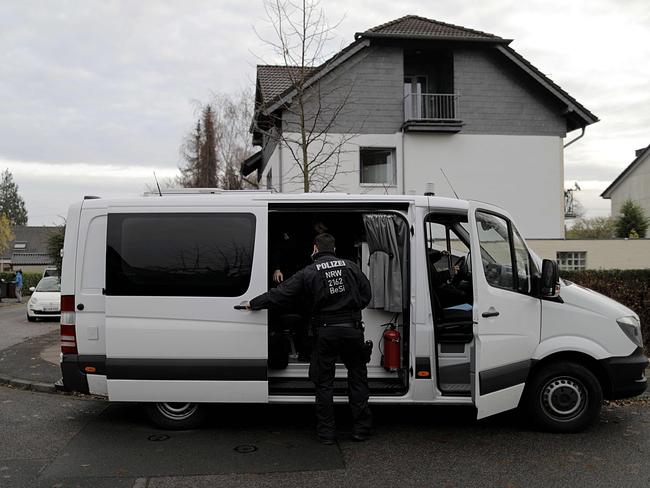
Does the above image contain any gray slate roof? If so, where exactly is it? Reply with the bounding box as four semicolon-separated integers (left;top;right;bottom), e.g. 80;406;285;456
257;65;319;103
359;15;506;41
1;226;57;261
10;253;52;266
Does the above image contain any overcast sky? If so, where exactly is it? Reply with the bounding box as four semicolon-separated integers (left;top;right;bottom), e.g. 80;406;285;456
1;0;648;225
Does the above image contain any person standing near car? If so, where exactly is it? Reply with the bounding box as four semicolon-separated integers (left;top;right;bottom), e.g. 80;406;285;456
245;232;373;444
15;269;23;303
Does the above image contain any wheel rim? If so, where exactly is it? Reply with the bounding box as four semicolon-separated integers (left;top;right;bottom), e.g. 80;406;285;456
155;402;198;421
540;376;588;422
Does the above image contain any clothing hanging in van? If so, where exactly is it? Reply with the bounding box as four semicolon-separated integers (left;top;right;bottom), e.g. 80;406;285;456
362;214;408;313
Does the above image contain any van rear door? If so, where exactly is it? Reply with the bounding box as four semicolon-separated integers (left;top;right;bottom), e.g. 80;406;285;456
468;201;540;419
104;203;268;403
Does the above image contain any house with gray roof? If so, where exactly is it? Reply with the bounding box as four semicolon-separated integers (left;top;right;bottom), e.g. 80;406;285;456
243;15;597;238
601;144;650;218
0;226;56;273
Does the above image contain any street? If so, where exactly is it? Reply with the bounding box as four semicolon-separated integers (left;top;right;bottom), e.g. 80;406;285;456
2;303;650;487
1;386;650;487
0;302;58;351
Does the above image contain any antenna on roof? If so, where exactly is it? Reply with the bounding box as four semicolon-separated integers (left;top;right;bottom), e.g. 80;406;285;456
440;169;460;199
153;172;163;197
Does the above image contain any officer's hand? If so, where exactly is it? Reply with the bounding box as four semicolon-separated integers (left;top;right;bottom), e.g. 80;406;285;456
273;269;284;283
245;301;251;310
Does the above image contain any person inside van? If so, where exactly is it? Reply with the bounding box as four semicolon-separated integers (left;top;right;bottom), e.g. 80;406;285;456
246;232;373;444
269;220;330;362
428;249;468;308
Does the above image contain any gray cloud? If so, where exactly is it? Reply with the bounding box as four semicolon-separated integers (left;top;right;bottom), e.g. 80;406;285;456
1;0;649;223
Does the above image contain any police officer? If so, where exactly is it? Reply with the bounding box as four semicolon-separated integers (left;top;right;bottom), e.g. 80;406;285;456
245;232;373;444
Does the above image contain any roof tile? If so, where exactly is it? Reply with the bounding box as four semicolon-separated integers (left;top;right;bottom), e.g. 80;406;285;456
363;15;502;41
257;65;319;102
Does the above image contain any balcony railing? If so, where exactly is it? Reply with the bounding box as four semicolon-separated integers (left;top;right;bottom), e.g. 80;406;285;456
404;93;460;121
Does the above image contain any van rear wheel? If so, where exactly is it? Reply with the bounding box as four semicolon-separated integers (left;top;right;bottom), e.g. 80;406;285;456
145;402;207;430
526;361;602;433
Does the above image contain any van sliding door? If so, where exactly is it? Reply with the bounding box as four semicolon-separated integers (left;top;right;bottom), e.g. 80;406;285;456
104;204;268;403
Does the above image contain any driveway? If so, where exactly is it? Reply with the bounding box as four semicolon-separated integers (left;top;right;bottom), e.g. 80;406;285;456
0;302;58;351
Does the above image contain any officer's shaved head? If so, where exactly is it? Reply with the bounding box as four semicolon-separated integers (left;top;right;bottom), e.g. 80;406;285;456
314;233;335;252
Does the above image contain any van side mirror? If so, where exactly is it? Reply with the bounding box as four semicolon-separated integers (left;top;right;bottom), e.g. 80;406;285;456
541;259;559;298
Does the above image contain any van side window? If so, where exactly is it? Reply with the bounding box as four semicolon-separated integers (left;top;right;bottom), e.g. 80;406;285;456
475;211;530;293
106;213;256;297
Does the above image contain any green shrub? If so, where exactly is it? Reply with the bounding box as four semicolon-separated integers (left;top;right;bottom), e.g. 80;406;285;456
561;270;650;351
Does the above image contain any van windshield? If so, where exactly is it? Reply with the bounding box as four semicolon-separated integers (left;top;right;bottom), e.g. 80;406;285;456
36;277;61;292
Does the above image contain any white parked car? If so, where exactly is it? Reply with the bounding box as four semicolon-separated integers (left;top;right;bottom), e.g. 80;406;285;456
27;276;61;322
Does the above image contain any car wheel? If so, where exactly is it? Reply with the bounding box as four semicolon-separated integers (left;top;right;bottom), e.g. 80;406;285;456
145;402;207;430
27;314;37;322
526;361;602;433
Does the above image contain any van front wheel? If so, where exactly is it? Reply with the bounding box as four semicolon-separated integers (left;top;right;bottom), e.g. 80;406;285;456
526;361;602;433
145;402;207;430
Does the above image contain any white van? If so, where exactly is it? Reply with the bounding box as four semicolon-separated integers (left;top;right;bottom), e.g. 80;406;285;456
60;192;647;432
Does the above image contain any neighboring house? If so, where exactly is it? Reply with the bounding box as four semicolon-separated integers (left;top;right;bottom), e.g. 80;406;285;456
0;226;56;273
601;144;650;217
243;15;598;238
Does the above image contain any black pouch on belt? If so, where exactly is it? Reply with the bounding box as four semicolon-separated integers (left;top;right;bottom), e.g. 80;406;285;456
362;340;373;364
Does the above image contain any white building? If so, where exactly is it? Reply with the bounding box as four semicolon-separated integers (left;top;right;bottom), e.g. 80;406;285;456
243;15;597;239
601;144;650;218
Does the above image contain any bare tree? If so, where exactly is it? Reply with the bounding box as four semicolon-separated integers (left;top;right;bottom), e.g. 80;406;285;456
254;0;360;192
211;90;259;190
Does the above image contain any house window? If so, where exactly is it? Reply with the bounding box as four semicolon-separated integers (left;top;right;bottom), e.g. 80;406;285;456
13;242;26;250
360;148;396;186
557;251;586;271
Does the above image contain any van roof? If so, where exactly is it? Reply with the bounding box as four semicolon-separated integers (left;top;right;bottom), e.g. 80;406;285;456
80;192;471;211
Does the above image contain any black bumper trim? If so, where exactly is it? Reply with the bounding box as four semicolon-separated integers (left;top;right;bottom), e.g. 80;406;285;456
105;358;268;381
479;359;531;395
61;354;90;394
600;347;648;400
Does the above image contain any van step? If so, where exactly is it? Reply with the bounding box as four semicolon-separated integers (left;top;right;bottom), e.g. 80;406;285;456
269;377;406;396
440;383;471;396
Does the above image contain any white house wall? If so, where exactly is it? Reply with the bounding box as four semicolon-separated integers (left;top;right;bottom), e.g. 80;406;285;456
404;133;564;238
528;239;650;270
262;132;564;238
608;153;650;218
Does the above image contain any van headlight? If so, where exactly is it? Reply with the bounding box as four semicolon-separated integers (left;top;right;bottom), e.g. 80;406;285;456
617;316;643;347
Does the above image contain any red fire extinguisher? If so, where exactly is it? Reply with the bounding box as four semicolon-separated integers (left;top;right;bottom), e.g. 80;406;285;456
383;325;401;371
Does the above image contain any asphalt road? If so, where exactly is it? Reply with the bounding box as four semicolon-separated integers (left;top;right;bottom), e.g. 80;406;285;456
1;385;650;488
0;303;58;351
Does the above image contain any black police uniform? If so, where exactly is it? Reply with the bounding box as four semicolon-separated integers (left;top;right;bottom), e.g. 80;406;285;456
250;250;373;440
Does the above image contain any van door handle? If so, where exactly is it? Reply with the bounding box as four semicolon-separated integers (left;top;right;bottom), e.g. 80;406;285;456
482;307;499;318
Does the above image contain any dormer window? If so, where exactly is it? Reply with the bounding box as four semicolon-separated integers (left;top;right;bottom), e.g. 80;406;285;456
13;242;26;250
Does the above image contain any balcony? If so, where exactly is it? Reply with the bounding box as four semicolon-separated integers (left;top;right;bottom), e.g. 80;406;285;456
402;93;463;133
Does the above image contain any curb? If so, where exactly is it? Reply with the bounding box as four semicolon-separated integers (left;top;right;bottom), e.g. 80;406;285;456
0;373;58;394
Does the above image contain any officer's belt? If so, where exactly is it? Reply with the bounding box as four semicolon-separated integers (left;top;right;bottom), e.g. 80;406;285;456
319;321;360;328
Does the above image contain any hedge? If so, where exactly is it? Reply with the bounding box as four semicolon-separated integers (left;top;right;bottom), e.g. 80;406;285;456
0;272;41;296
561;270;650;351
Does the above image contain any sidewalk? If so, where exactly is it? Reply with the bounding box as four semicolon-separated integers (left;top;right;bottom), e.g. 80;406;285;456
0;329;61;392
